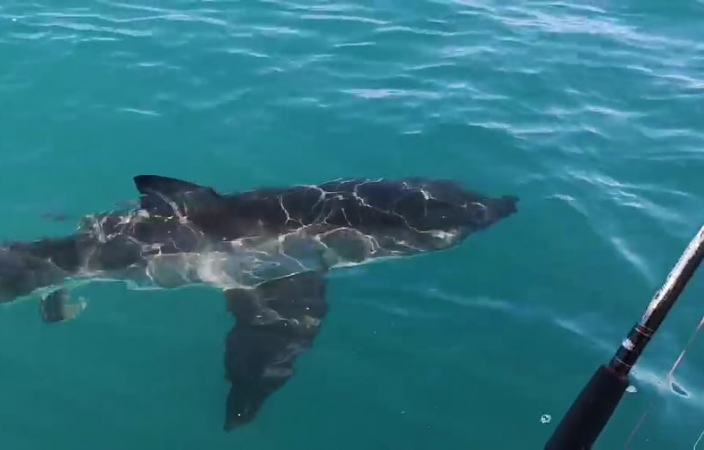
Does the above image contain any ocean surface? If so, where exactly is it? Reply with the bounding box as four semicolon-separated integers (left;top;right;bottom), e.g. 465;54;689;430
1;1;704;448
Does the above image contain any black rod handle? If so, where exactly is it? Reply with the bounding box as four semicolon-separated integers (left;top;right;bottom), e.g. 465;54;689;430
544;365;629;450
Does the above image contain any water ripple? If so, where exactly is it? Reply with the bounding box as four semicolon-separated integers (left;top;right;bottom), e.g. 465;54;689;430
2;0;704;447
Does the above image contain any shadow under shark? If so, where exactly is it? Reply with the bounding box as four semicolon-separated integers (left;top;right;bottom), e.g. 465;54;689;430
0;175;519;431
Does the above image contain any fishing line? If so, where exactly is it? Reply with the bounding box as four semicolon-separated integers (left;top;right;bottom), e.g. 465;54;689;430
545;221;704;449
694;428;704;449
624;311;704;448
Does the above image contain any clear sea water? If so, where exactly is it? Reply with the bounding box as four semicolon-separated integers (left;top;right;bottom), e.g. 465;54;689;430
1;1;704;448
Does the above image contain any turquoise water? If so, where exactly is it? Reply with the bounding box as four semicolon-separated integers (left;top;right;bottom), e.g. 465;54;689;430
1;1;704;448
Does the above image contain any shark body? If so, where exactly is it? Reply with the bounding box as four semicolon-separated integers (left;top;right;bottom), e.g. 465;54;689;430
0;175;519;430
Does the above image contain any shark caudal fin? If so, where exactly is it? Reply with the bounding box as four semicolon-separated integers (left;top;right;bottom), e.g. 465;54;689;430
222;271;328;431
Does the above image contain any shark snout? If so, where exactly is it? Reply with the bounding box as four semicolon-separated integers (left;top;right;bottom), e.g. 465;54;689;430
494;195;519;219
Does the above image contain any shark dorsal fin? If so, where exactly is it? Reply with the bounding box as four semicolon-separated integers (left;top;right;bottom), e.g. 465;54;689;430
133;175;218;196
133;175;221;215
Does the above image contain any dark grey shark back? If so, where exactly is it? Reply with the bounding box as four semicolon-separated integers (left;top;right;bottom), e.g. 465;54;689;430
134;175;518;242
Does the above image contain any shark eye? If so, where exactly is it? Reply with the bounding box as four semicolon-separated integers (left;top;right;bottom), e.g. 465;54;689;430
470;203;489;222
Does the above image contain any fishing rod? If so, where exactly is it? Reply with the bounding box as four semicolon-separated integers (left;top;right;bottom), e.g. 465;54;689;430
545;220;704;449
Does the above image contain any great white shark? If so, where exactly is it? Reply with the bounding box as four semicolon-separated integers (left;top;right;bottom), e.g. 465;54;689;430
0;175;518;430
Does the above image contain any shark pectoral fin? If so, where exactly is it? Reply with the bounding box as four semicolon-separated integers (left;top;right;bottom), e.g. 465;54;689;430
222;271;328;431
39;289;87;323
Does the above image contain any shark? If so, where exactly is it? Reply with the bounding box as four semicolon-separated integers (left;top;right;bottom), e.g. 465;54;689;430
0;174;519;430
